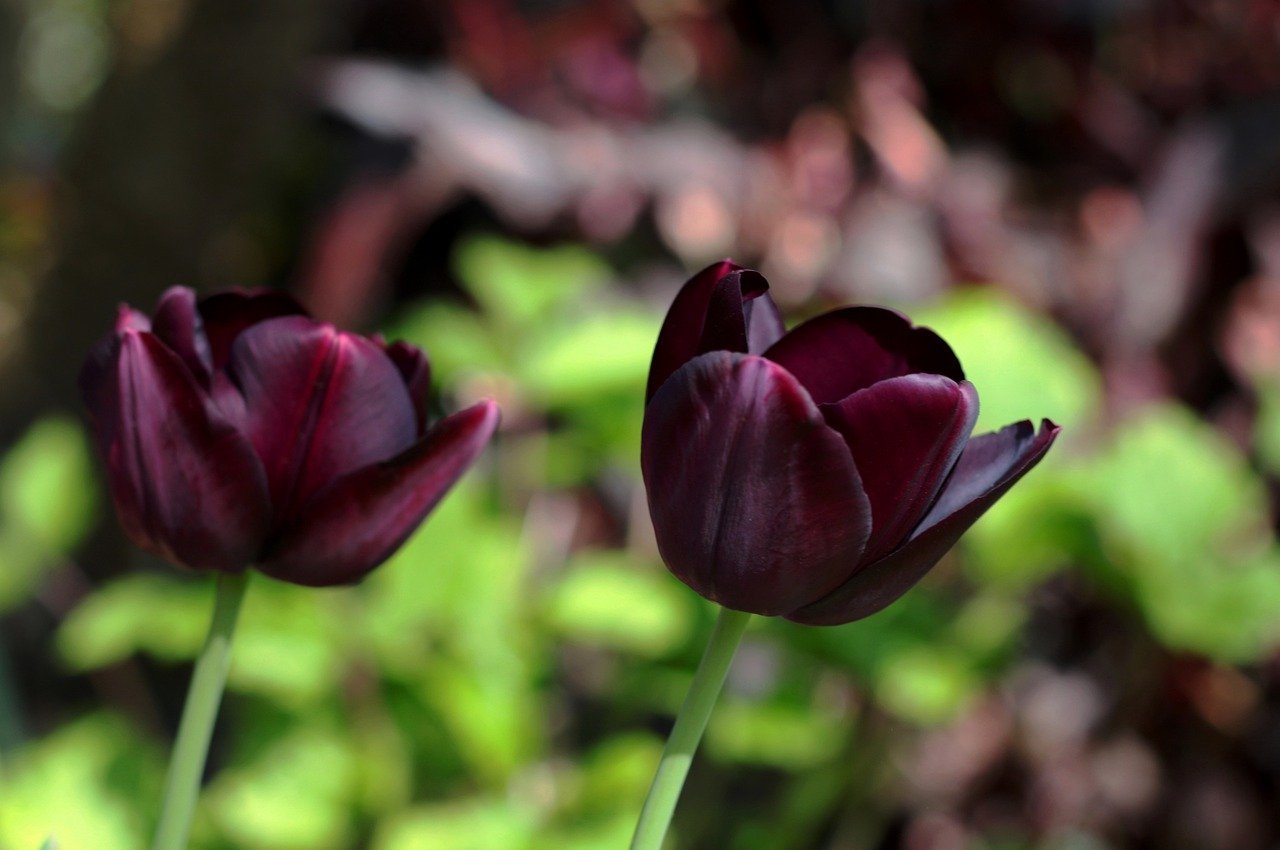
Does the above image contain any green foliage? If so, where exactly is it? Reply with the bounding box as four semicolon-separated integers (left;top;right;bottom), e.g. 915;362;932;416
0;416;97;610
454;236;610;331
1077;406;1280;661
203;722;360;850
390;235;653;484
544;551;694;658
58;573;211;668
0;713;162;850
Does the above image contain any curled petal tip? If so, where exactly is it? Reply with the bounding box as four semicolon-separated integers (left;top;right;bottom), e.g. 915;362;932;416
114;305;151;333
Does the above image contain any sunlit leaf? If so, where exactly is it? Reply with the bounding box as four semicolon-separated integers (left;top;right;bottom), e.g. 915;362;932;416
373;797;538;850
204;724;358;850
520;311;655;405
1080;406;1280;661
57;573;208;669
0;713;160;850
454;236;609;328
0;416;98;609
544;552;693;658
874;646;980;725
706;698;848;768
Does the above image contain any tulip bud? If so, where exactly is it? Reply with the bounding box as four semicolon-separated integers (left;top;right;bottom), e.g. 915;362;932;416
642;262;1059;624
81;287;499;585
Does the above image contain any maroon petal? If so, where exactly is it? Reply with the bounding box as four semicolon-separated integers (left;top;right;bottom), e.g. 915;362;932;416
787;419;1059;625
764;307;964;405
80;306;153;406
227;316;419;521
645;261;784;403
696;269;781;355
744;286;786;355
258;400;500;586
151;287;213;384
822;375;979;562
915;419;1061;533
82;331;270;572
198;289;307;371
381;339;432;433
641;352;871;615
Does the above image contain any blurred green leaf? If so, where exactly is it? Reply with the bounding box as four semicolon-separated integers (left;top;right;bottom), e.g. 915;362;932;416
915;289;1101;431
544;552;693;658
374;797;538;850
706;697;848;768
57;573;209;669
874;645;979;725
0;713;161;850
569;734;663;821
385;302;505;385
204;723;358;850
455;236;609;328
364;479;542;786
519;311;655;405
1080;405;1280;661
1;415;96;553
362;479;529;673
0;416;98;609
230;579;347;706
541;391;645;484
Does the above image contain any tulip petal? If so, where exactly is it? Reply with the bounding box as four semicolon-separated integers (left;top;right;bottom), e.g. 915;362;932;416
822;375;979;562
382;340;432;433
641;352;871;615
116;305;151;333
258;400;500;586
697;269;780;354
915;418;1061;533
151;287;213;384
83;331;270;572
744;280;786;355
764;307;964;405
227;316;419;520
198;289;307;371
645;261;784;403
79;306;152;405
787;419;1059;625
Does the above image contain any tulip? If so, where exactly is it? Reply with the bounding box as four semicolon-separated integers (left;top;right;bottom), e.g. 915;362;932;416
641;260;1059;624
631;261;1059;850
81;287;500;850
80;286;499;585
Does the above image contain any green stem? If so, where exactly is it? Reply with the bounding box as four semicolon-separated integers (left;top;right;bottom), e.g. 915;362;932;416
630;606;751;850
151;571;248;850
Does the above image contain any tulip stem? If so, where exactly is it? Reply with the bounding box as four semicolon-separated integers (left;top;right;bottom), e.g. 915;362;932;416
630;606;751;850
151;571;248;850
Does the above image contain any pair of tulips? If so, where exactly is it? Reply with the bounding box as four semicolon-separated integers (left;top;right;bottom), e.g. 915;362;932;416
85;261;1056;616
82;261;1057;850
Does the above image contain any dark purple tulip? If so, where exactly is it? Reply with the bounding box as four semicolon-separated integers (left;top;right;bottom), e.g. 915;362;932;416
81;287;499;586
641;261;1060;624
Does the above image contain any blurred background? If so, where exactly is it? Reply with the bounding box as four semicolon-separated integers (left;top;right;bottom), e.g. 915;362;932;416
2;0;1280;848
